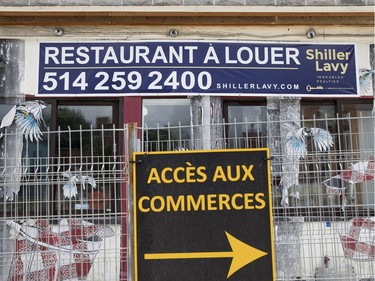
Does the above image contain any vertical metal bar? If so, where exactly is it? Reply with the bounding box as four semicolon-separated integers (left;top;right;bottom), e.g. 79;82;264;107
46;127;51;224
156;123;160;151
120;123;128;281
244;117;249;149
67;126;72;219
256;117;260;148
143;123;148;152
127;122;138;281
79;125;83;172
336;113;343;171
35;131;40;218
222;118;227;149
167;122;171;151
57;126;62;218
347;112;354;161
178;121;182;149
233;117;238;149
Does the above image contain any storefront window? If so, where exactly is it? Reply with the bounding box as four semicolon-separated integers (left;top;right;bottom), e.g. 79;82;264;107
340;103;373;156
340;102;374;209
297;102;374;211
225;103;267;149
56;104;117;215
296;103;338;207
301;103;337;132
142;99;191;151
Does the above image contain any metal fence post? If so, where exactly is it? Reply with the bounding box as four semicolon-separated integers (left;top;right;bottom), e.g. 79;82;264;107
126;122;139;281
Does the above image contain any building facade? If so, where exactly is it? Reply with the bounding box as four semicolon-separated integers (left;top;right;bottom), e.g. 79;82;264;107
0;1;374;281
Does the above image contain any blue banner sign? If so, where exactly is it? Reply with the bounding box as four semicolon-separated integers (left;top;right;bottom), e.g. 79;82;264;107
38;41;358;97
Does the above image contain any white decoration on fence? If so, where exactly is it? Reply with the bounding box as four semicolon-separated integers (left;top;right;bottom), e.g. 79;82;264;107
284;122;334;159
279;121;334;206
0;100;47;142
358;68;374;96
62;171;97;199
0;100;48;200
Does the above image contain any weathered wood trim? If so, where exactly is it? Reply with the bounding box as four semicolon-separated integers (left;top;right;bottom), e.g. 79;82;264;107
0;25;373;42
0;15;373;26
0;6;373;26
0;6;373;17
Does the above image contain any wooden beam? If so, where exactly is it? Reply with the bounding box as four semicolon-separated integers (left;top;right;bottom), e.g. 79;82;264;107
0;6;372;26
0;16;372;26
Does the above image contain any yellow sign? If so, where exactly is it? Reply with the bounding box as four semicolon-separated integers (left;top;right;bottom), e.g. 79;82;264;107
133;149;275;281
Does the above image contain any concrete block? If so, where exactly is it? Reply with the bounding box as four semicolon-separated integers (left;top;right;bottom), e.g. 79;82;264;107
59;0;89;5
306;0;337;5
245;0;276;5
0;0;26;5
183;0;215;5
153;0;183;5
277;0;306;5
29;0;60;5
90;0;122;5
121;0;153;5
215;0;245;5
338;0;368;5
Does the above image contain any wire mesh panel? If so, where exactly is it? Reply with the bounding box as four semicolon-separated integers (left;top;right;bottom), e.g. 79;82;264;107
0;116;374;280
142;115;375;281
0;126;129;281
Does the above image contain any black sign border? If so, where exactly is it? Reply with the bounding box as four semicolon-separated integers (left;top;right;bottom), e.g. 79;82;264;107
132;148;276;281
